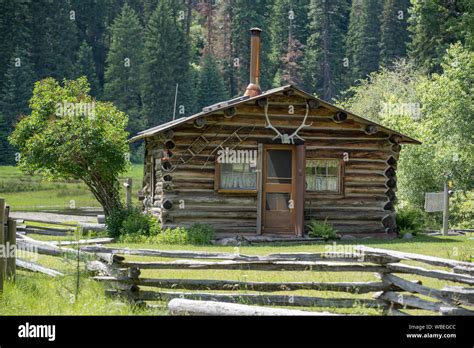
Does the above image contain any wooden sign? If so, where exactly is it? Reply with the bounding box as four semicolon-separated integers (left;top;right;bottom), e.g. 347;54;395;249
424;192;444;212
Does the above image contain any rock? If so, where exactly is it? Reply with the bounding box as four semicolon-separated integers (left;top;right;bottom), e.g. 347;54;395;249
214;237;240;246
340;235;356;240
97;215;106;224
402;232;413;240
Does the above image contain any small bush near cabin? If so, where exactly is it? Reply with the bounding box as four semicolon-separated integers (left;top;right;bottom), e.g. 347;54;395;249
396;206;424;235
308;219;337;240
106;206;159;238
155;227;189;244
186;223;215;245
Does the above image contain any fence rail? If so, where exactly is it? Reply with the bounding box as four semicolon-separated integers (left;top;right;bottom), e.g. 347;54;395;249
87;244;474;316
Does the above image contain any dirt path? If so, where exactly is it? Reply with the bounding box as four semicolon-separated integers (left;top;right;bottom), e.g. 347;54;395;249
10;211;97;223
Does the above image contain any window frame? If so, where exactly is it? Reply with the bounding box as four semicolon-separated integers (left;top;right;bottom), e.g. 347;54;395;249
214;161;258;194
305;158;345;195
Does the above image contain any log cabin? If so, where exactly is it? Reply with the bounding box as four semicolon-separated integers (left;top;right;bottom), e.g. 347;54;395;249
130;28;420;239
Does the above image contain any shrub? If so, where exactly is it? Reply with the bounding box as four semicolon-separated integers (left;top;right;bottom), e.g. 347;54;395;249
308;219;337;240
450;190;474;229
396;205;424;235
106;206;160;238
155;227;188;244
186;223;215;245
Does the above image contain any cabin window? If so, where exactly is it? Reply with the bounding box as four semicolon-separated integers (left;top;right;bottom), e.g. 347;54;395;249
306;159;342;193
218;162;257;191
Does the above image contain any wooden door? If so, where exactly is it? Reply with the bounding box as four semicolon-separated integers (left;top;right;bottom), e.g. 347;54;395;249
262;145;296;234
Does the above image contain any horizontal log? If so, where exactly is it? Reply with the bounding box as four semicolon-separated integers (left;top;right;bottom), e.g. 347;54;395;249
81;246;395;263
381;273;457;305
166;211;257;219
453;266;474;276
50;237;114;247
441;286;474;306
167;299;336;316
94;276;390;293
16;238;91;260
306;211;387;221
356;246;474;269
376;291;444;312
119;260;388;272
439;306;474;316
387;263;474;285
20;219;77;227
385;308;410;316
136;290;389;309
24;227;73;236
16;258;64;277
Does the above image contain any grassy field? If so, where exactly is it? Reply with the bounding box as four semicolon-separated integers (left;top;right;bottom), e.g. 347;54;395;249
1;233;471;315
0;164;472;315
0;164;144;212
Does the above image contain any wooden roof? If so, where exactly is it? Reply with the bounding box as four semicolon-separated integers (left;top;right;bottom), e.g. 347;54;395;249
130;85;421;145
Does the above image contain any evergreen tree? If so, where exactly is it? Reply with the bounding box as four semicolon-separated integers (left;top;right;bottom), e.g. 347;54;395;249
70;0;108;91
231;0;272;93
214;0;237;97
74;41;100;96
0;113;10;164
141;0;196;126
0;49;35;164
345;0;382;84
197;54;228;109
303;0;350;100
104;3;145;136
0;0;31;92
408;0;472;73
269;0;310;88
379;0;410;67
29;0;79;80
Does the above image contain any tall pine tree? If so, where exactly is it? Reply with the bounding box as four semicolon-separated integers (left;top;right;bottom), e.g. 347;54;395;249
0;0;31;92
345;0;382;84
104;3;145;135
0;48;35;164
230;0;272;93
379;0;410;67
74;41;100;96
269;0;310;88
408;0;472;73
303;0;350;100
141;0;196;126
29;0;79;80
197;53;228;109
70;0;108;91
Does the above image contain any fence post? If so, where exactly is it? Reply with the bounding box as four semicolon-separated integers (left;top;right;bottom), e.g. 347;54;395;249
0;198;5;292
125;178;133;208
442;181;449;236
6;218;16;280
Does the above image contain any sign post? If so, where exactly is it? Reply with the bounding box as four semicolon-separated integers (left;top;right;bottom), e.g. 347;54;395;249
442;181;449;236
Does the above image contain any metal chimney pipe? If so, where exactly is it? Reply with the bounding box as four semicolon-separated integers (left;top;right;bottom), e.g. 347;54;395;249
244;28;262;97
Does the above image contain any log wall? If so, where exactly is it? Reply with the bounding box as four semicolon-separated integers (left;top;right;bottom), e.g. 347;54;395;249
141;92;400;236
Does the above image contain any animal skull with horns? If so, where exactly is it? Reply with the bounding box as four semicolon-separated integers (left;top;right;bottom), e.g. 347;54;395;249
261;98;317;144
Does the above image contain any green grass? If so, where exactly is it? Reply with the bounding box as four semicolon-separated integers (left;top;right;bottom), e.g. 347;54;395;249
101;233;473;315
0;164;144;211
0;272;164;315
1;233;472;315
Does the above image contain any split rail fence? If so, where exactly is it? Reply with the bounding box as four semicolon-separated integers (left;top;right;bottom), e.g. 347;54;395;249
0;198;17;292
84;244;474;316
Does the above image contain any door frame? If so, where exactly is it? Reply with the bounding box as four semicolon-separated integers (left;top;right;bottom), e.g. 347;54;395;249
261;144;297;235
